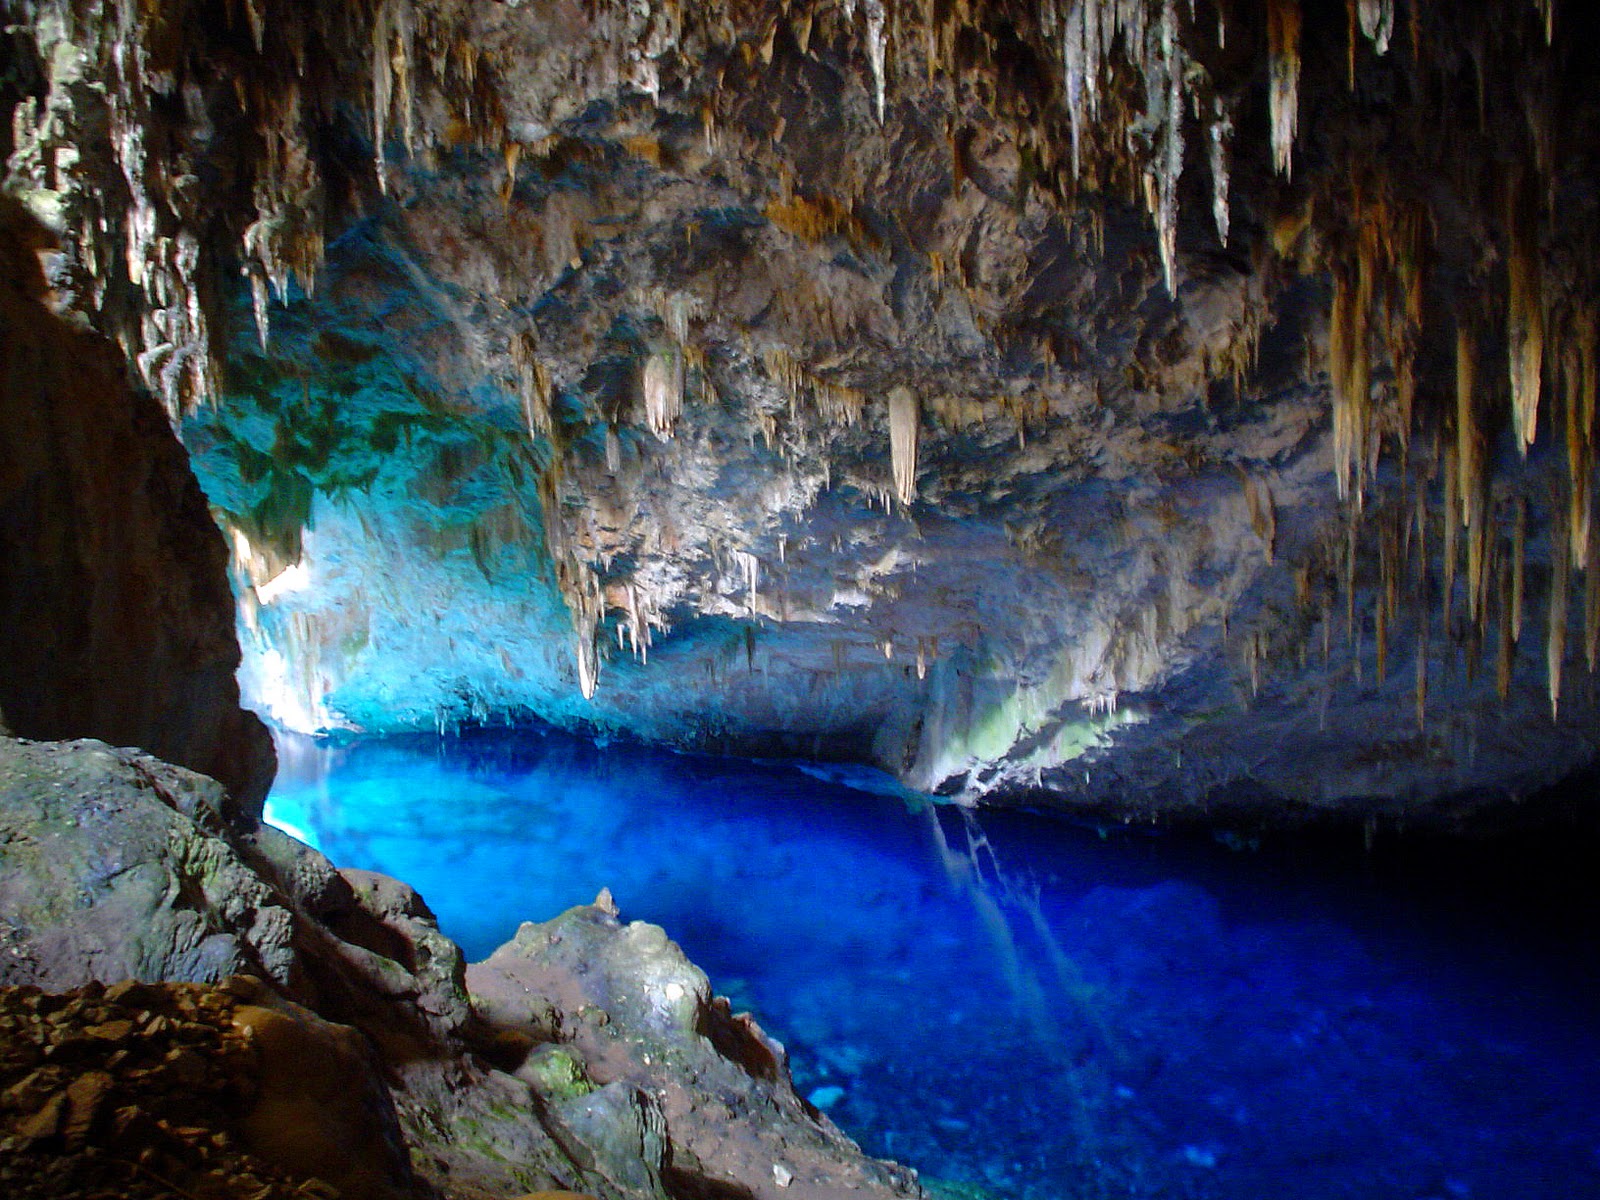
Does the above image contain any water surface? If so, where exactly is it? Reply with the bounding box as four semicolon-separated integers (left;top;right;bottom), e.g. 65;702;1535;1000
268;728;1600;1200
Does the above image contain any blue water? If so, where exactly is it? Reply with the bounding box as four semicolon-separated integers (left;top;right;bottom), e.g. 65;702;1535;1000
267;728;1600;1200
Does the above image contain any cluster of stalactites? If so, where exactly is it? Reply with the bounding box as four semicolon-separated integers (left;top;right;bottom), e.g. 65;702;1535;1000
632;288;705;441
1323;177;1427;509
7;1;347;413
641;350;684;440
8;0;519;417
1036;0;1199;293
610;579;666;665
1313;142;1594;722
556;557;605;700
761;346;867;429
1270;429;1596;731
511;331;555;441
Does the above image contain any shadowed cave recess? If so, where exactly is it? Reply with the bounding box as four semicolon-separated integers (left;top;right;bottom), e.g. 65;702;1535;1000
2;1;1600;1199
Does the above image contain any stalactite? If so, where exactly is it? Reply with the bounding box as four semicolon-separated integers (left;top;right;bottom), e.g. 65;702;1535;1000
1267;0;1302;178
513;332;554;439
1330;264;1371;503
1548;509;1570;718
1566;308;1597;566
1357;0;1395;54
1456;328;1479;528
246;263;270;351
1243;475;1276;563
1248;629;1261;698
1455;329;1493;625
1151;0;1184;296
642;350;683;440
1415;618;1428;730
889;384;920;506
1513;498;1527;641
1587;521;1600;671
1389;208;1426;450
866;1;888;123
1375;591;1389;685
736;550;760;615
557;560;603;701
1497;550;1514;702
1582;307;1598;440
576;626;599;699
1442;446;1459;629
1533;0;1555;44
372;0;416;191
1507;175;1545;452
1343;514;1359;646
1208;96;1234;247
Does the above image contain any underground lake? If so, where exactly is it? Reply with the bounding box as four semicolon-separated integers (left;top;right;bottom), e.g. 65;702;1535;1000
266;727;1600;1200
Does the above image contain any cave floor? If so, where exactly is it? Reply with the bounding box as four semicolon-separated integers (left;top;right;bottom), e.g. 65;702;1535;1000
267;728;1600;1200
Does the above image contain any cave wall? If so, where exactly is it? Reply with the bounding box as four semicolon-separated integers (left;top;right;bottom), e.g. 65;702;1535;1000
5;0;1600;825
0;197;274;816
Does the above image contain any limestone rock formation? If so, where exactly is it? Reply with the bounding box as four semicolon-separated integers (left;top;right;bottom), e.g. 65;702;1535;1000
0;734;925;1200
0;737;297;989
470;897;923;1200
6;2;1600;825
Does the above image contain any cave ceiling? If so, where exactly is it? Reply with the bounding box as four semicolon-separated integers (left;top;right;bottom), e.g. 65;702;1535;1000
5;0;1600;825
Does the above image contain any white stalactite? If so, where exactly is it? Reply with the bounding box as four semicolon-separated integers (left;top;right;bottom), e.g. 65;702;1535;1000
1208;97;1234;246
642;350;682;440
866;2;888;124
1153;0;1183;295
1268;0;1302;178
736;550;760;615
889;384;920;505
246;263;270;351
1358;0;1395;54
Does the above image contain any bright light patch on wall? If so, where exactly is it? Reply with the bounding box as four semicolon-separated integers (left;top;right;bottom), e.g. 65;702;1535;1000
245;645;334;735
254;560;310;604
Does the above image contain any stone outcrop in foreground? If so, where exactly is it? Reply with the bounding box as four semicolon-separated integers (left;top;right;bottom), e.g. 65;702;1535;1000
0;735;923;1200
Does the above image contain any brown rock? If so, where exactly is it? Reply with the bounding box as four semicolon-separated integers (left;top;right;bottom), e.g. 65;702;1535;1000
231;998;414;1200
62;1069;112;1146
16;1089;65;1143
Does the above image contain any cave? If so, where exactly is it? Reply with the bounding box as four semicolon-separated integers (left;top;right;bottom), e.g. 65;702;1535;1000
1;1;1598;1198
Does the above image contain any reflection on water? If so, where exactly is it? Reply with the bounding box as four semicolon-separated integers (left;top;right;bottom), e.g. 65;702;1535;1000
269;727;1600;1200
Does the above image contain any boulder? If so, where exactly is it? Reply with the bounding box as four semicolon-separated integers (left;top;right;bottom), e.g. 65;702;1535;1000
468;895;924;1200
0;737;297;989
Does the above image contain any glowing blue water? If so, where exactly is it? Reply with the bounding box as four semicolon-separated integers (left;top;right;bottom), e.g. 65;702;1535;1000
268;728;1600;1200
